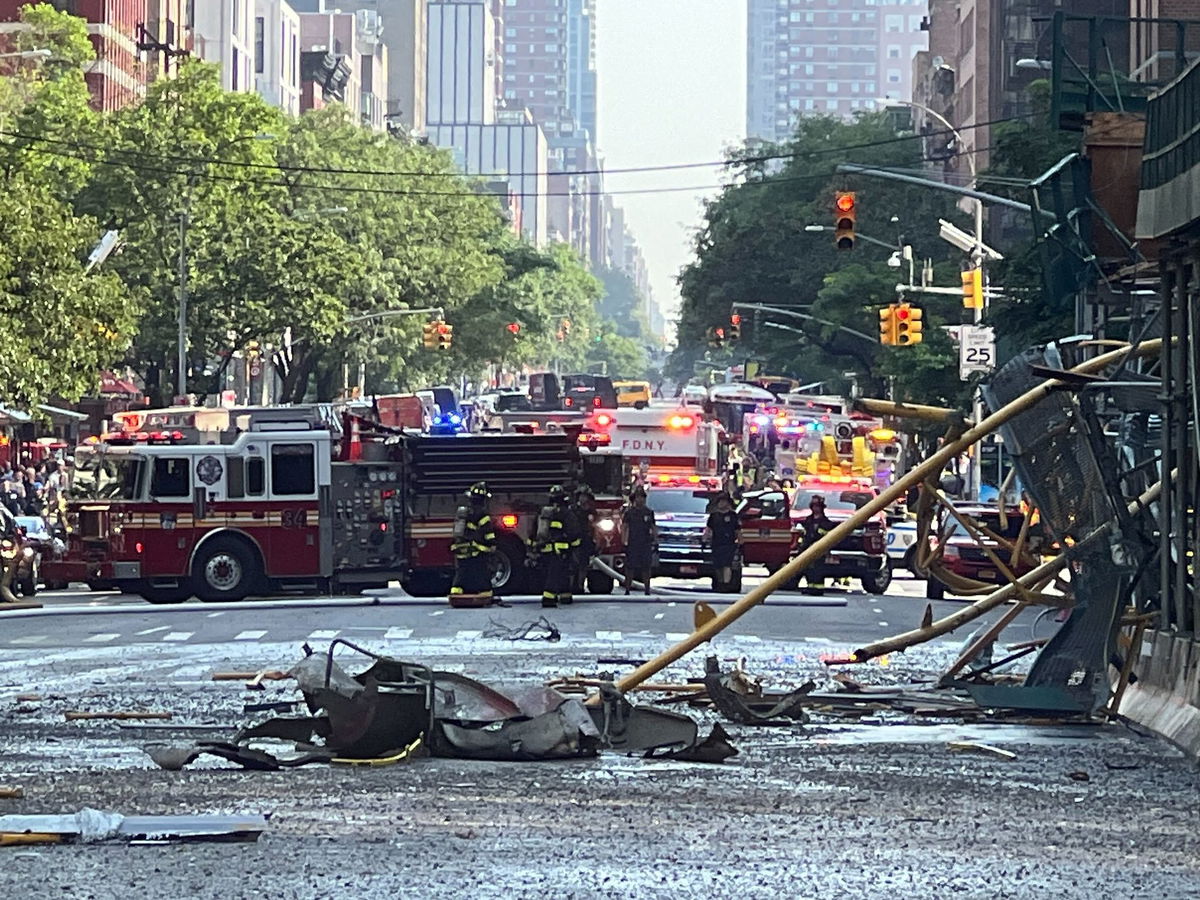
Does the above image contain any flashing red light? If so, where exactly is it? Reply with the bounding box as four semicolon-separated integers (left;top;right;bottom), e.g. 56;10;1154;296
564;396;574;407
380;522;388;532
730;313;742;326
593;396;602;407
134;432;150;442
896;307;911;321
835;193;856;212
135;541;144;554
666;414;695;429
500;513;519;528
593;413;613;427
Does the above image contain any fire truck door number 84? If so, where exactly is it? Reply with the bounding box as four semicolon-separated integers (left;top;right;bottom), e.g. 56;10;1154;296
281;509;309;528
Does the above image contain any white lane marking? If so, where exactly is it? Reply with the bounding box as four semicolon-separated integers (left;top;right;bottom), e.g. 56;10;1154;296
429;610;445;617
206;612;225;618
653;613;664;620
9;635;48;645
136;626;169;636
872;608;883;614
455;630;482;641
732;634;762;643
234;630;268;641
878;621;890;627
667;602;677;608
384;627;413;640
162;631;193;642
307;630;339;640
665;632;689;642
84;633;120;643
596;630;622;641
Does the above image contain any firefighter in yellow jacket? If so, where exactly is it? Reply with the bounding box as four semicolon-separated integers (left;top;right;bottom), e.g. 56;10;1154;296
449;482;497;605
535;485;581;607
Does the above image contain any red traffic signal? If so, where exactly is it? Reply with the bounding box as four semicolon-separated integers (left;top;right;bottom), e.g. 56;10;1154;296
895;306;910;321
730;313;741;326
506;322;520;335
835;193;855;213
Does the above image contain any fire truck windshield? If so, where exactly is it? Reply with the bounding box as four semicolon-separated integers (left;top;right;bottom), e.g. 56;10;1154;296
71;453;145;501
792;488;874;511
646;489;716;514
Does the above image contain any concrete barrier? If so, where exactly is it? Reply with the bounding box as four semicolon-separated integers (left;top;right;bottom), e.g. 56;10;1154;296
1119;630;1200;758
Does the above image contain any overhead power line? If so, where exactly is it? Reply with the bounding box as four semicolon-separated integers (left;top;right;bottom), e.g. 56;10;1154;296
0;113;1028;183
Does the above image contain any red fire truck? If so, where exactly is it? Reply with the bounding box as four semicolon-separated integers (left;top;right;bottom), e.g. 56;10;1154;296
48;407;615;603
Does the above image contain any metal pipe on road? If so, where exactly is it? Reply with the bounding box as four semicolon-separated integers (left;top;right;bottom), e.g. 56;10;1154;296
614;338;1167;694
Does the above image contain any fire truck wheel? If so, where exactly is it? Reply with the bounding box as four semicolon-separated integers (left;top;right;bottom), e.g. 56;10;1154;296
193;536;261;602
491;538;530;594
862;566;892;595
586;571;614;595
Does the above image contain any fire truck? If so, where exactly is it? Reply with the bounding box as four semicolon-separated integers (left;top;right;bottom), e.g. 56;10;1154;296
580;407;731;588
49;406;616;603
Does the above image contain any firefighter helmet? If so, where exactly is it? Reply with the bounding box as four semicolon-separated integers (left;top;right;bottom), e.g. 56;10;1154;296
548;485;567;502
466;481;491;500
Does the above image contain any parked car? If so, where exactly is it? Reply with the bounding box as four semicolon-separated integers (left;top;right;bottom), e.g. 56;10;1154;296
886;517;921;572
927;504;1045;599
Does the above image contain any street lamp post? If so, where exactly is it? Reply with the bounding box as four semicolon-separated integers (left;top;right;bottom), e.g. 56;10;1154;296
880;97;988;499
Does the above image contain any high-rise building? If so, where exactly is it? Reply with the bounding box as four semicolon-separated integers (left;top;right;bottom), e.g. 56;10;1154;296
193;0;257;93
498;0;575;141
565;0;596;143
0;1;193;111
746;0;927;142
425;0;498;124
254;0;302;116
292;5;389;129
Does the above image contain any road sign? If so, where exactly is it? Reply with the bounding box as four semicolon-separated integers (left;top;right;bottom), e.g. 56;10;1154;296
959;324;996;379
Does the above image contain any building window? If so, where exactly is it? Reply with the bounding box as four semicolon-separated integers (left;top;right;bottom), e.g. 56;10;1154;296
888;71;902;83
232;47;240;90
290;33;297;84
826;99;837;111
886;15;902;32
232;0;240;35
544;43;558;52
826;81;837;93
887;45;900;59
505;27;516;37
505;43;516;53
254;17;264;74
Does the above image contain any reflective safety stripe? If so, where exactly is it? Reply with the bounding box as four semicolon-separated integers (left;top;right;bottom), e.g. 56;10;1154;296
553;542;570;551
542;591;556;600
476;515;491;525
569;539;581;547
482;532;496;541
450;586;464;594
550;520;564;529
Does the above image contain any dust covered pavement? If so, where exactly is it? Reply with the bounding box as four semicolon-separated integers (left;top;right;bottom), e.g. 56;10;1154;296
2;639;1199;898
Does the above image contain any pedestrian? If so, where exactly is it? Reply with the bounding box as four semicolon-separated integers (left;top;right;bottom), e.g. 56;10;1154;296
796;494;836;592
571;483;597;596
704;491;741;593
448;481;497;606
620;486;657;596
534;485;579;607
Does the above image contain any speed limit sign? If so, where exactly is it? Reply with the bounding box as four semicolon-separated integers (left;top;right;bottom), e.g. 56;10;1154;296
959;325;995;379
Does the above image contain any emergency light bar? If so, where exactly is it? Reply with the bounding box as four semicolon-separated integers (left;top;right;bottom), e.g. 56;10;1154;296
666;414;695;429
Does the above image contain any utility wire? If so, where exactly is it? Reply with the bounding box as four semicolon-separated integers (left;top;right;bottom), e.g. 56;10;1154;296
0;113;1030;182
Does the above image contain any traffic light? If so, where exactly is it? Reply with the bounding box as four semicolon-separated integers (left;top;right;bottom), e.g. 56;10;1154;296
506;322;521;337
707;326;726;348
728;313;742;343
422;320;439;349
246;340;261;359
834;191;857;250
436;322;453;350
879;304;897;346
961;267;984;309
895;303;923;345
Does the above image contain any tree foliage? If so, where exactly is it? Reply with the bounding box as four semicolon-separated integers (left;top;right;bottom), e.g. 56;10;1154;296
673;112;969;406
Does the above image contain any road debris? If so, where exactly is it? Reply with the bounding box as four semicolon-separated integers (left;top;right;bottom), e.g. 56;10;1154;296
481;616;560;642
946;741;1018;761
1067;770;1091;782
702;657;811;725
210;670;290;683
64;711;172;722
0;809;267;844
14;693;40;703
0;787;24;799
149;640;725;769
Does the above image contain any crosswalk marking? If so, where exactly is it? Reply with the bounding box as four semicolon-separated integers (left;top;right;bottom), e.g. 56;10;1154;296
10;635;47;645
653;613;664;620
454;630;482;641
596;630;622;641
84;633;120;643
384;627;413;640
136;626;169;636
307;630;339;640
878;621;889;627
162;631;193;642
234;630;268;641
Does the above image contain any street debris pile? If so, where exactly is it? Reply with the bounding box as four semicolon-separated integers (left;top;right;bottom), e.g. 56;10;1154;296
149;638;734;770
0;810;266;846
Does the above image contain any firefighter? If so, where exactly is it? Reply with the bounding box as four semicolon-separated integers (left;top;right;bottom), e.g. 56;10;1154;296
796;494;836;592
621;485;657;596
449;481;497;606
535;485;580;607
704;491;741;593
571;483;597;595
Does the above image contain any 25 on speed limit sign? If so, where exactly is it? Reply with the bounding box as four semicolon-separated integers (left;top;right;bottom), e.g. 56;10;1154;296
959;325;996;379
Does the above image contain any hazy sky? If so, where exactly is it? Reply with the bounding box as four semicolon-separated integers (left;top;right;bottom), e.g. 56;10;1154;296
595;1;746;326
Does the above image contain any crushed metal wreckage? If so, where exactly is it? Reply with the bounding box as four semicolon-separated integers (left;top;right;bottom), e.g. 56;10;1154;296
150;639;731;770
0;809;267;845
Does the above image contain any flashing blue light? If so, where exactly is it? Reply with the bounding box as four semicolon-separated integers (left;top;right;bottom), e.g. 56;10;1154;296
433;415;445;425
449;413;462;425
